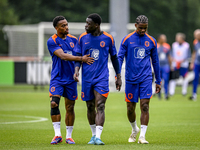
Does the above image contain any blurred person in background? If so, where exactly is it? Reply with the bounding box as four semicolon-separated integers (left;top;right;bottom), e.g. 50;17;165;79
157;34;172;100
189;29;200;101
169;33;191;96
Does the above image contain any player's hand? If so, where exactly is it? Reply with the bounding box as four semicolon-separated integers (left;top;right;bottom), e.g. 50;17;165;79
170;65;174;71
155;84;161;94
82;54;94;65
115;74;122;91
73;72;79;82
189;63;194;70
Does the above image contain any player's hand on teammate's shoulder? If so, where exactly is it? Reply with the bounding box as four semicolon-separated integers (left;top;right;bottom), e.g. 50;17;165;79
115;74;122;91
82;54;95;65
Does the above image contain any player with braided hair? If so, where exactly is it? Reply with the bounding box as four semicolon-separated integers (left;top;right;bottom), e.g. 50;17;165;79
136;15;148;24
118;15;161;144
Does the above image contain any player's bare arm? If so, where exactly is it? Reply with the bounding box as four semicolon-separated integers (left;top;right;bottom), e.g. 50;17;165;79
190;51;196;70
115;74;122;91
168;55;174;71
54;49;94;65
73;66;80;82
110;54;122;91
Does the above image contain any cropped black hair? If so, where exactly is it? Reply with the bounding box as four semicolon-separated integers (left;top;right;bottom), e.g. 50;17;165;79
87;13;102;25
136;15;148;24
53;16;65;27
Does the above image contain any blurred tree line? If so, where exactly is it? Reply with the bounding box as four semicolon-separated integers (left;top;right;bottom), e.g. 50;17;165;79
1;0;200;54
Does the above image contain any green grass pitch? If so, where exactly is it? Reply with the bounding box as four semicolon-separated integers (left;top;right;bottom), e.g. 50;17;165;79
0;85;200;150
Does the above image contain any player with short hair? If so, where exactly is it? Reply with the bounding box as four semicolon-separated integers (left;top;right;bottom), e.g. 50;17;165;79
47;15;94;145
118;15;161;144
74;13;122;145
157;34;172;100
189;29;200;101
169;33;191;96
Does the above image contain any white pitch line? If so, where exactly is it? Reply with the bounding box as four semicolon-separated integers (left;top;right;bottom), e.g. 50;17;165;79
0;115;48;124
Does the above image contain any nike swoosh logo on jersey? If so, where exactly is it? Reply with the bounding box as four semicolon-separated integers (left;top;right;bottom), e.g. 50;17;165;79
130;42;135;44
85;42;90;44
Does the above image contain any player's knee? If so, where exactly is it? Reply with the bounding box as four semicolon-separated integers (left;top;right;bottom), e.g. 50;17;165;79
97;102;105;112
141;103;149;112
51;101;57;108
50;96;60;116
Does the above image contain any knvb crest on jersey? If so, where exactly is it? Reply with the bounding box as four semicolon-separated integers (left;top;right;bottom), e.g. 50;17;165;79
90;48;99;60
159;52;166;60
67;50;72;55
134;47;145;59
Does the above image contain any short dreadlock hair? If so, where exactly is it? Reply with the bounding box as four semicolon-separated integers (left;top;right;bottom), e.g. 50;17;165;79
53;16;65;28
87;13;102;25
136;15;148;24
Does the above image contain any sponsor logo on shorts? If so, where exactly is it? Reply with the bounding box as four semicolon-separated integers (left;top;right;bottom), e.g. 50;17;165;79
51;87;55;92
85;42;90;44
128;93;133;99
145;41;149;47
73;96;76;98
100;41;105;48
147;93;151;96
70;42;74;48
130;42;135;44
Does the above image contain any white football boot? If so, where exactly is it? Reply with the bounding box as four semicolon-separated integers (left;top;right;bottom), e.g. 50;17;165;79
138;136;149;144
128;127;140;142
